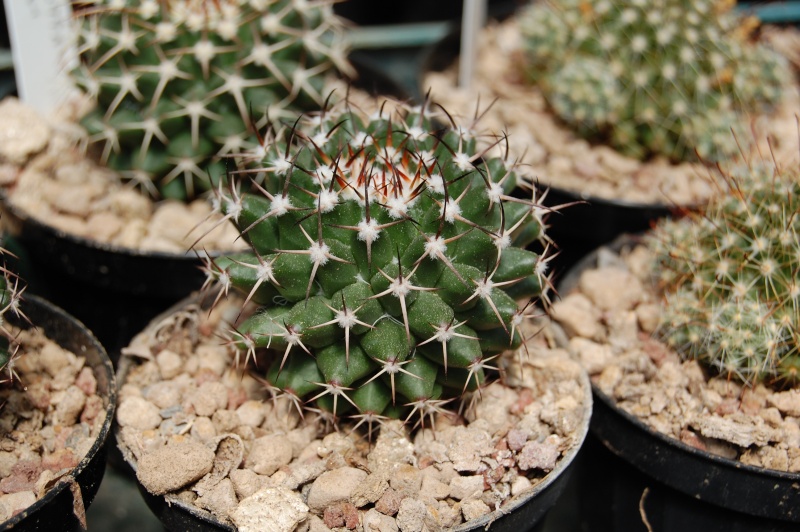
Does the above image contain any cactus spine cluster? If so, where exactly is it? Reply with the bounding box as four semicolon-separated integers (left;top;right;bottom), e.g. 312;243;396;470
519;0;788;162
0;248;25;385
205;97;552;426
651;161;800;384
72;0;350;199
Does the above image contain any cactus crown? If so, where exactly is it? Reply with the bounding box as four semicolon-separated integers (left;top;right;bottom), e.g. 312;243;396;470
204;96;553;428
519;0;788;162
72;0;350;200
651;160;800;385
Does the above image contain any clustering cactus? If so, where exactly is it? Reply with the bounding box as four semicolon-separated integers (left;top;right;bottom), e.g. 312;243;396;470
519;0;789;162
72;0;351;199
650;161;800;384
203;97;553;427
0;247;25;385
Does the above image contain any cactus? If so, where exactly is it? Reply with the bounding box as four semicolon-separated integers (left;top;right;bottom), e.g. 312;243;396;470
72;0;351;200
0;247;25;385
518;0;789;162
650;160;800;384
204;97;553;427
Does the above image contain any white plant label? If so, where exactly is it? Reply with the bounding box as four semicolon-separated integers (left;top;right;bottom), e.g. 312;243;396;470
3;0;78;113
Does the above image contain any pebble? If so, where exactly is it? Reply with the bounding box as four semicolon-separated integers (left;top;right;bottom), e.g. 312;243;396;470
54;385;87;426
395;498;427;532
74;367;97;396
388;464;422;499
0;98;49;164
461;498;491;522
236;400;266;428
195;478;238;519
156;350;183;380
0;491;36;518
230;468;271;499
246;434;293;476
767;390;800;417
143;382;181;410
449;475;484;501
190;417;218;442
550;294;603;340
230;486;309;532
363;508;400;531
447;426;493;472
419;475;450;501
136;440;215;495
306;467;368;513
375;487;403;516
189;382;229;417
578;267;643;312
117;396;162;431
517;440;560;472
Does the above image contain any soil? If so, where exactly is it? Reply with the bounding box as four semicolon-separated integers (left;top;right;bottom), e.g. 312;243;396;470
115;295;590;531
550;241;800;473
0;324;107;521
422;19;800;206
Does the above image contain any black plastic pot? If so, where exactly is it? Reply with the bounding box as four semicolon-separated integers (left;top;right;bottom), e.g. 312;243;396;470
559;235;800;527
114;292;592;532
1;295;116;531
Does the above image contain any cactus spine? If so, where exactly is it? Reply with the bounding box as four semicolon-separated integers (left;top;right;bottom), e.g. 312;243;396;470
205;97;553;426
72;0;351;199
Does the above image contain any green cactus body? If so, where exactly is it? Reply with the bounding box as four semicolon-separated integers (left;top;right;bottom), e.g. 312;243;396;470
651;162;800;384
73;0;350;199
519;0;789;162
209;98;551;425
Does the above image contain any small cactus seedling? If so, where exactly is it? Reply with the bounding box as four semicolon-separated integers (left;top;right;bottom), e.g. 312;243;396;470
651;159;800;384
72;0;351;200
519;0;789;162
204;96;555;428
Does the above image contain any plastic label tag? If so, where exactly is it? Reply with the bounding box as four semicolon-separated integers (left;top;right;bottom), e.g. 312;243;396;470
3;0;78;113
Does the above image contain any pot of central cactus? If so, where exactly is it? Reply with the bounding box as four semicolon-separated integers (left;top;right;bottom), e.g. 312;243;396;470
551;156;800;525
421;0;792;273
113;96;591;531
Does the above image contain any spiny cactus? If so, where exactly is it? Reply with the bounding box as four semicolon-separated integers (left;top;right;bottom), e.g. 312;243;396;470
0;247;25;386
650;160;800;385
72;0;351;200
519;0;789;162
203;97;554;428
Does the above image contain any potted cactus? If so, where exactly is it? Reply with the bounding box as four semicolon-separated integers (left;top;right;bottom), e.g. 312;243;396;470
550;156;800;524
0;240;116;529
421;0;794;271
114;95;591;530
0;0;357;353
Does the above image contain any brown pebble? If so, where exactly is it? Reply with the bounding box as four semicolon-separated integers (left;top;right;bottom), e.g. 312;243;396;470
0;460;41;493
375;487;403;516
679;429;707;451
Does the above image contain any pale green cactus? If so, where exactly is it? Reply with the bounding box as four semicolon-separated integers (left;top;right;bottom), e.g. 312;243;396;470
651;161;800;384
203;96;554;427
72;0;351;200
519;0;789;162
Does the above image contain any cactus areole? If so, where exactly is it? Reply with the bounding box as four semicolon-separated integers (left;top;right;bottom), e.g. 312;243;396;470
652;162;800;386
205;97;553;428
72;0;351;200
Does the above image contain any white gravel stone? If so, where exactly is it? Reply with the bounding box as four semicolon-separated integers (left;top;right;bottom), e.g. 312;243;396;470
306;467;368;513
246;434;294;476
190;382;229;417
448;475;484;501
363;508;399;531
0;98;49;164
236;400;266;427
578;267;643;312
395;498;427;532
137;441;215;495
550;294;603;340
156;350;183;380
767;390;800;417
117;396;162;431
230;486;308;532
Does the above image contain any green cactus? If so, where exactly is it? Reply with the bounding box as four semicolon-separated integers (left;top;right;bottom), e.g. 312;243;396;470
72;0;351;200
650;161;800;384
518;0;789;162
204;97;553;427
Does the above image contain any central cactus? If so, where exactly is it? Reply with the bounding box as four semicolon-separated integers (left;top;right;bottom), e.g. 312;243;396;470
205;97;552;425
72;0;350;200
518;0;788;162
